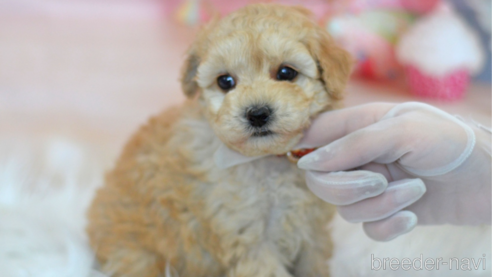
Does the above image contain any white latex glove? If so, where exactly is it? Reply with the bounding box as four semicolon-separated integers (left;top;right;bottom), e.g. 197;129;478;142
297;102;491;241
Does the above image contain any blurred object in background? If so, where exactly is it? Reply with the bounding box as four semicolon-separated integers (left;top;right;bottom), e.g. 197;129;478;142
449;0;492;83
167;0;491;102
323;0;440;81
396;3;484;100
326;10;415;80
167;0;440;24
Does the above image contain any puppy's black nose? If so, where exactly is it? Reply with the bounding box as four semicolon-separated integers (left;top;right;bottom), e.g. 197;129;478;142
246;106;272;128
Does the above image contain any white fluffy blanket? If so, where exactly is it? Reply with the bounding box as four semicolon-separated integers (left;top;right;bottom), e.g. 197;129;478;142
0;137;107;277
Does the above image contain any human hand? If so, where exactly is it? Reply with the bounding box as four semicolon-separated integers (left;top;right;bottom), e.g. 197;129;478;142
297;102;491;241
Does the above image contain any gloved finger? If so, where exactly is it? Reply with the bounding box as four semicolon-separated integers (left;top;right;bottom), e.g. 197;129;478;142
295;102;396;149
337;179;426;223
363;211;418;241
358;163;414;184
305;170;387;205
297;117;413;172
358;162;394;182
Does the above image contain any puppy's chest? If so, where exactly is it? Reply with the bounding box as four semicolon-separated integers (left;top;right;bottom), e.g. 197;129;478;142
202;157;317;257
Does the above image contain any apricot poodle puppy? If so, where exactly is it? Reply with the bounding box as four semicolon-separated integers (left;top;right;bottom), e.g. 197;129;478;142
87;4;352;277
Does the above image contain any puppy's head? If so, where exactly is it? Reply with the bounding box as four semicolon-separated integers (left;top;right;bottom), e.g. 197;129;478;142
181;4;352;156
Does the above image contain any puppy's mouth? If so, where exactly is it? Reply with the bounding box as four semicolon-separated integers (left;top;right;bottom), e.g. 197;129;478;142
252;129;274;137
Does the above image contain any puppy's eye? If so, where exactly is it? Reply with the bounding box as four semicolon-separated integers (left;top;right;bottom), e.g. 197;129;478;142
276;66;298;81
217;75;236;91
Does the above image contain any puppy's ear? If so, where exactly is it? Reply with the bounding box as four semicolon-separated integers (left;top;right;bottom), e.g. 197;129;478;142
180;49;200;98
180;16;221;98
307;28;353;100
